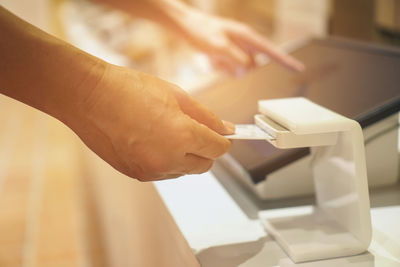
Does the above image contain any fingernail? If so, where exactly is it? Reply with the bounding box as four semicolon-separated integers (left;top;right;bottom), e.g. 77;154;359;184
223;120;235;134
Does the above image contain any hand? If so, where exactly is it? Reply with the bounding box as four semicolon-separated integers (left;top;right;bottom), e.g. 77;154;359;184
93;0;304;75
175;9;305;75
0;5;233;182
68;63;234;181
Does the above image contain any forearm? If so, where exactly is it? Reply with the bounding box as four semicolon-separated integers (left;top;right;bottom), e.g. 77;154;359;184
0;6;105;124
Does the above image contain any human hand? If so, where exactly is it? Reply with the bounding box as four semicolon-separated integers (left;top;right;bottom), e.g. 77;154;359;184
68;63;233;181
174;9;305;75
93;0;303;75
0;5;232;182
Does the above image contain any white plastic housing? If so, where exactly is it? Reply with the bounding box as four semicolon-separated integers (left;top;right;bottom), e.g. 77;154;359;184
257;97;372;263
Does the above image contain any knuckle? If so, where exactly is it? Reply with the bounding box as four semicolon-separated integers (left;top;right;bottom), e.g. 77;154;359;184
180;128;194;145
123;163;155;182
122;163;146;180
140;151;170;175
198;160;215;174
206;116;225;133
161;173;182;180
146;159;168;175
127;167;153;182
135;173;153;182
130;165;167;182
189;159;214;174
215;139;232;157
203;160;214;172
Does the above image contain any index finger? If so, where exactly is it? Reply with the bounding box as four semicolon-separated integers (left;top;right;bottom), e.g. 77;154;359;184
186;117;232;160
230;29;305;72
171;86;235;135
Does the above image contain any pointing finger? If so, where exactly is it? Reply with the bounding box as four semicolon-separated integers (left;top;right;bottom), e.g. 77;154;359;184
230;28;305;72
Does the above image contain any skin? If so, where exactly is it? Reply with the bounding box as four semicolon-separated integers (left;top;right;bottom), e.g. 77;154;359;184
0;6;232;181
71;65;234;181
0;1;303;181
94;0;305;74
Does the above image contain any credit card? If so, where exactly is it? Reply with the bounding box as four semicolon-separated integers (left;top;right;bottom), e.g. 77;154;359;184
224;124;275;140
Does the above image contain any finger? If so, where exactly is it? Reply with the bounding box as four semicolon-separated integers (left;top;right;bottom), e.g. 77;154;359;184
157;173;183;180
222;120;235;134
187;118;232;160
172;86;234;135
179;153;214;174
152;155;214;179
223;43;251;67
202;34;251;69
209;53;248;77
229;29;305;72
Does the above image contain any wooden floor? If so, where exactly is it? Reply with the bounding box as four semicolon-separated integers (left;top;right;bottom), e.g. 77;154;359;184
0;95;199;267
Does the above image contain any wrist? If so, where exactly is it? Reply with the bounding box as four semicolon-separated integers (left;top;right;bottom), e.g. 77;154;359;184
57;54;108;130
0;7;108;129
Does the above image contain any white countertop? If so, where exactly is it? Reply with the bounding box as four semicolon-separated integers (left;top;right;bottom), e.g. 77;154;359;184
155;168;400;267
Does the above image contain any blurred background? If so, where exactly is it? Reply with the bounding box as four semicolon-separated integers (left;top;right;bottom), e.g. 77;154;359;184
3;0;400;91
0;0;400;266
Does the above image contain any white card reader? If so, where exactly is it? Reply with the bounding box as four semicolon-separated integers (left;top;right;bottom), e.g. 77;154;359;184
227;97;372;263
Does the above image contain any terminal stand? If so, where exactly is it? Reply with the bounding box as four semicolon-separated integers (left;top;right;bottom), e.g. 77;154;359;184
256;98;372;263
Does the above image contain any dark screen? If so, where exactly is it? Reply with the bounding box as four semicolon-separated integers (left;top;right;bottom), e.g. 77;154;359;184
193;38;400;183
